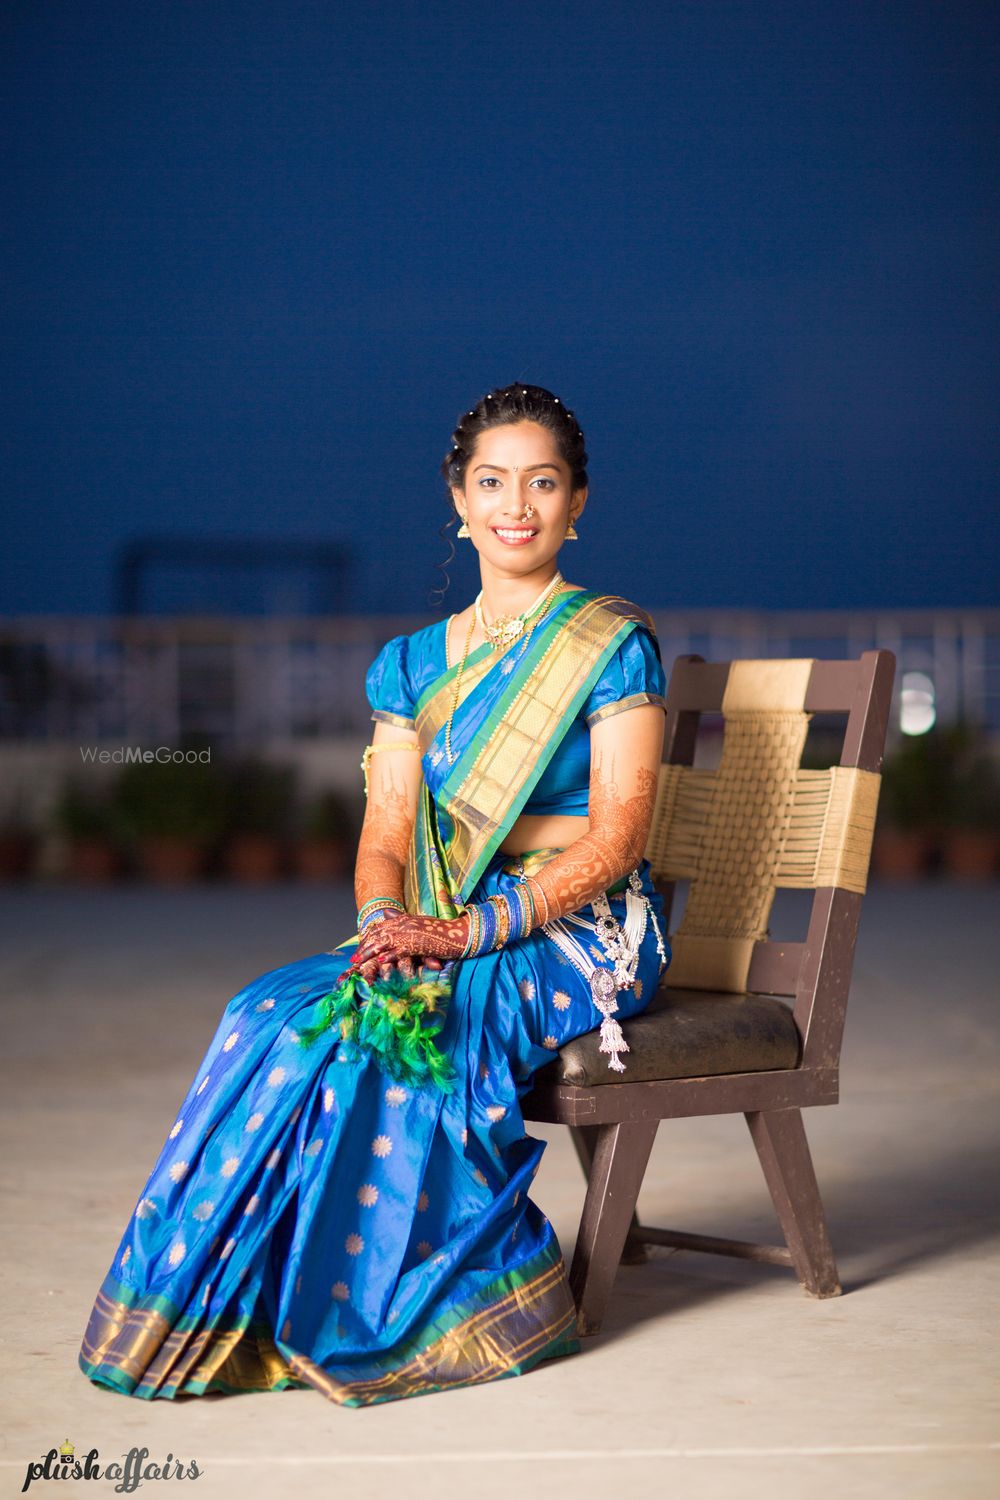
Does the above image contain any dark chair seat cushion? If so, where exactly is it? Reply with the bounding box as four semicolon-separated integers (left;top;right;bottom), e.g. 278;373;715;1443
538;986;802;1087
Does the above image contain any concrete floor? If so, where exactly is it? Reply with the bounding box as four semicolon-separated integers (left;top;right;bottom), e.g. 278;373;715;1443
1;880;998;1500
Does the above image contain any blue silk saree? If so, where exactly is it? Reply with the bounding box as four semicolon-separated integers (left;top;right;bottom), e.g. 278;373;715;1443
78;587;670;1406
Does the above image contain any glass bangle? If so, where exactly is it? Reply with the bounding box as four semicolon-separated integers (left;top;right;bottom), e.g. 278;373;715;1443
358;897;406;931
513;881;534;939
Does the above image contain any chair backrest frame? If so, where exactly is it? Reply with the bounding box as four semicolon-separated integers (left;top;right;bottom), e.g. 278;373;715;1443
653;649;896;1072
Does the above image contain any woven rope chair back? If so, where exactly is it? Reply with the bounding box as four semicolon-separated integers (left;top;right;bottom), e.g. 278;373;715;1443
644;658;881;994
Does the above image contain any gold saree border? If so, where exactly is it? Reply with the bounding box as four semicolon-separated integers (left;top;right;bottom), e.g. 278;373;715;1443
585;689;667;727
286;1257;578;1405
413;649;495;752
79;1242;578;1405
371;707;417;730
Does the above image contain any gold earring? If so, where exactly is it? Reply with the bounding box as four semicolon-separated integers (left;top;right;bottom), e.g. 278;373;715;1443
456;517;470;538
565;518;579;540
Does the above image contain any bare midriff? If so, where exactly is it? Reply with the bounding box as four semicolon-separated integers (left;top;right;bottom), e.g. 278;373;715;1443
497;812;590;855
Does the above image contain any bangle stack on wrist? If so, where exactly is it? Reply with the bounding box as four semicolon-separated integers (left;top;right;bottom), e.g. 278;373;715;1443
357;897;406;932
511;879;537;935
458;884;538;958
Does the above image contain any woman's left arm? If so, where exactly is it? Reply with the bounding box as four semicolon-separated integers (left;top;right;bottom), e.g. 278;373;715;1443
525;703;665;924
351;703;665;970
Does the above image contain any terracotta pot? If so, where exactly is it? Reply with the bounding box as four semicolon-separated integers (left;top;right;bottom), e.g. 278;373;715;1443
137;837;207;884
224;835;286;883
68;839;121;883
940;829;999;881
0;833;37;880
294;838;350;883
870;828;934;881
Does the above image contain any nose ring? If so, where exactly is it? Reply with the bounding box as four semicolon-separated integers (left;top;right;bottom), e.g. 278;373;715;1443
521;504;535;520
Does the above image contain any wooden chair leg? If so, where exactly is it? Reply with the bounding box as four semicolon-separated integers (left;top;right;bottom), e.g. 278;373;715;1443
744;1108;842;1297
569;1119;659;1335
570;1124;648;1263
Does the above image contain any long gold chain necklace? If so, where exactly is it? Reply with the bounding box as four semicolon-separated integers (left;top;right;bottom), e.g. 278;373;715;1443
443;573;565;766
444;608;479;766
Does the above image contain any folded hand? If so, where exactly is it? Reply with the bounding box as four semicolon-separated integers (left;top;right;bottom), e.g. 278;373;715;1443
352;912;471;984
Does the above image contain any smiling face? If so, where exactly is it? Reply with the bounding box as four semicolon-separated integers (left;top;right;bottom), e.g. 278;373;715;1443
450;420;587;574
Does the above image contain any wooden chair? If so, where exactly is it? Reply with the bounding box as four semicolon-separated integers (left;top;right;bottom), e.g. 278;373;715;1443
521;650;896;1335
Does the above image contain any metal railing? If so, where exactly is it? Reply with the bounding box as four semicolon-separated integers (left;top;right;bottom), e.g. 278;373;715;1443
2;609;998;746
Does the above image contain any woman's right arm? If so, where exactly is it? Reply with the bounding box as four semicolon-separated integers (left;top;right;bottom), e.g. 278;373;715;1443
353;719;424;979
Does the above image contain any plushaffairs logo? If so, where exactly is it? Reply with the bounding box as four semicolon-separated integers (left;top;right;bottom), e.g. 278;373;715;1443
21;1442;202;1491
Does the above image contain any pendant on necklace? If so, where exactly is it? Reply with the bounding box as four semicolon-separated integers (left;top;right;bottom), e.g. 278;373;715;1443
483;614;526;649
476;570;563;651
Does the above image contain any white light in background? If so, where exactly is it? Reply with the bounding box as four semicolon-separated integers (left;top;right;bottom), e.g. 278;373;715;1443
900;671;936;735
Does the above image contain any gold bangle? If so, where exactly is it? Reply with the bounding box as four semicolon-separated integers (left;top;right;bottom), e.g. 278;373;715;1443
361;740;421;796
524;874;550;926
491;893;511;950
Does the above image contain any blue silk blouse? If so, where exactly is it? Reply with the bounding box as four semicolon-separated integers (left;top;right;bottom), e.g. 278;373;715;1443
365;614;666;816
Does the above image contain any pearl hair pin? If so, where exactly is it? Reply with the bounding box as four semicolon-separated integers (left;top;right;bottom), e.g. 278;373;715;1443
450;389;582;455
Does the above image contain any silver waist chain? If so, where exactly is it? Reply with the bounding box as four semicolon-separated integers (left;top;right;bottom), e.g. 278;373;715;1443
538;869;668;1073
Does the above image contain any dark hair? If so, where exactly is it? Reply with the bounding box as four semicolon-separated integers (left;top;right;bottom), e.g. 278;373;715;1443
428;382;589;608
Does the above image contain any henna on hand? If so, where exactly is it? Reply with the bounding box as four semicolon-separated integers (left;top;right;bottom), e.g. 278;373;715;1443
351;906;446;986
353;913;472;969
352;950;444;986
352;909;406;985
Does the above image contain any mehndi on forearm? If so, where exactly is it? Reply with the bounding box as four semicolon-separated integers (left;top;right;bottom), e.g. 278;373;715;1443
354;780;414;915
527;756;659;918
524;828;637;927
454;757;659;958
525;758;658;925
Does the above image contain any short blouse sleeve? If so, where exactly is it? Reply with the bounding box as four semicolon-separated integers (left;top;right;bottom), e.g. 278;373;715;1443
581;625;667;728
365;634;416;730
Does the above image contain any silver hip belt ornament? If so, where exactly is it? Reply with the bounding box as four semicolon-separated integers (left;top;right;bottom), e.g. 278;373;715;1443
540;869;668;1073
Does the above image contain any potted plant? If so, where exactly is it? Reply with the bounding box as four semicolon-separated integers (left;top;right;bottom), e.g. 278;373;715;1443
0;790;38;881
872;730;950;880
53;777;122;882
939;725;1000;880
111;759;228;883
222;757;297;883
294;787;358;882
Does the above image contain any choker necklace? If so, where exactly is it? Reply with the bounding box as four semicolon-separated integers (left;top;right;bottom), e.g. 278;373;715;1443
474;571;564;650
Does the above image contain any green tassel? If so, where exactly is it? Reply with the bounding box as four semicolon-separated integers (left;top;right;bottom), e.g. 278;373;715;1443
295;965;458;1094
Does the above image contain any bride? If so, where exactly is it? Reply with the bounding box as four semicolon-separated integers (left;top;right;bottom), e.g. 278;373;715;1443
79;381;670;1406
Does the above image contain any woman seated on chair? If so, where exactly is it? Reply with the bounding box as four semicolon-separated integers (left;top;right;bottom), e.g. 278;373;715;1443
79;381;671;1408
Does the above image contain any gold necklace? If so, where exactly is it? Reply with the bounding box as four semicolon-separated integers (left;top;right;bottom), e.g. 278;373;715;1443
444;576;566;765
444;607;479;766
475;570;564;650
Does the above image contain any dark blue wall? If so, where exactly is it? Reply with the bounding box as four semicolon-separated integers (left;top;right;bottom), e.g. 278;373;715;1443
3;0;997;615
